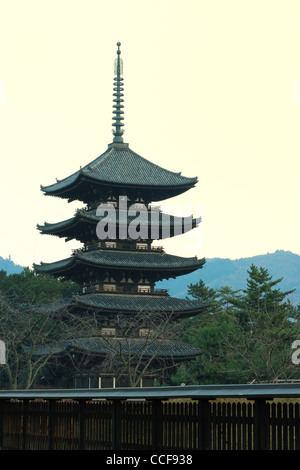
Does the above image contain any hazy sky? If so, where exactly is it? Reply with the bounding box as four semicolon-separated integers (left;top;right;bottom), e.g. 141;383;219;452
1;0;300;268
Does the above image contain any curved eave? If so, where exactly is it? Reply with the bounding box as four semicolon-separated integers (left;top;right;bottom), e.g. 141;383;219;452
41;177;197;203
40;145;198;202
33;251;205;277
33;257;75;275
38;294;208;318
73;293;208;317
35;337;201;360
38;295;208;320
37;212;201;240
68;337;202;359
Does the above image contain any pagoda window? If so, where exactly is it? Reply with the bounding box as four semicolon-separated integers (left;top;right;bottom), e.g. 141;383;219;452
134;202;146;209
138;285;151;293
101;327;116;336
139;328;154;337
103;283;116;292
105;241;117;249
136;242;148;250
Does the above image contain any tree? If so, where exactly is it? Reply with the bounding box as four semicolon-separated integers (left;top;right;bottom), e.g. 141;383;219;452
0;269;81;389
70;308;189;387
221;266;299;382
228;264;295;321
173;265;300;385
221;304;299;383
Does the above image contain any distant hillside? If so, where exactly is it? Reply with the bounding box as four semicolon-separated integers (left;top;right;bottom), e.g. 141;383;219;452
2;250;300;305
156;250;300;305
0;255;24;275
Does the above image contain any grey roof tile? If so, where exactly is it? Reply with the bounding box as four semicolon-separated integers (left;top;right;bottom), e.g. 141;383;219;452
41;144;197;194
34;250;205;273
36;336;201;359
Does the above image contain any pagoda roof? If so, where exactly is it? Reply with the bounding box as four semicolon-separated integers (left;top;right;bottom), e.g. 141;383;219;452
38;292;208;318
34;250;205;278
35;336;201;360
40;143;198;202
73;293;207;315
37;207;201;240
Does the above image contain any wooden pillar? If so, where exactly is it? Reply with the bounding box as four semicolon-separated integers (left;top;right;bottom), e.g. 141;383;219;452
112;400;122;450
198;399;211;450
0;400;3;450
47;400;55;450
22;400;29;450
78;400;85;450
152;400;163;450
254;398;268;450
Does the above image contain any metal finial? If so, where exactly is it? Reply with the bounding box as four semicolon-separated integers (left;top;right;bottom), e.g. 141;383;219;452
112;42;124;143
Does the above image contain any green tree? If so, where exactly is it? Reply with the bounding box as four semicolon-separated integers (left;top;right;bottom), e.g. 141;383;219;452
222;265;298;382
172;283;248;385
0;269;80;389
0;267;80;304
228;264;295;321
173;266;300;385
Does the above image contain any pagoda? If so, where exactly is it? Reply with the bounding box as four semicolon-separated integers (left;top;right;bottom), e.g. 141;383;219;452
34;43;207;388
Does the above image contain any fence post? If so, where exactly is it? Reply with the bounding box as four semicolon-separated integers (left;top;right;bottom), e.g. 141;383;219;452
112;400;122;450
22;400;29;450
78;400;85;450
198;399;211;450
0;400;3;450
48;400;54;450
253;398;267;450
152;399;163;450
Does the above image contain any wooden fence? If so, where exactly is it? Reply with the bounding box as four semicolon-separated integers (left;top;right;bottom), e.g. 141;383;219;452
1;384;300;450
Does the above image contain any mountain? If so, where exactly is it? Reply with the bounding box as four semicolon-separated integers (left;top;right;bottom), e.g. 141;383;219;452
2;250;300;305
157;250;300;305
0;255;24;275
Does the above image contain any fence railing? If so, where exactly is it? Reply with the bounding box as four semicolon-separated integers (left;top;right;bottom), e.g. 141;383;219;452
1;383;300;450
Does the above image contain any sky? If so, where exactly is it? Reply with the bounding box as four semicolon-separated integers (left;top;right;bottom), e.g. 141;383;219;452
0;0;300;268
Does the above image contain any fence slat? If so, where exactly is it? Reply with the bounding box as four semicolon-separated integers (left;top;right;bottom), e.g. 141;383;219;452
1;392;300;450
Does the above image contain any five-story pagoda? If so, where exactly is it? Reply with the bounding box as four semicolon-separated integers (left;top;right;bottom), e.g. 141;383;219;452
34;43;206;388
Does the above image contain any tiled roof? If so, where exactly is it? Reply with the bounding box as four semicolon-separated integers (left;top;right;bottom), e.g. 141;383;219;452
41;144;197;195
74;293;207;314
39;293;207;316
34;250;205;274
36;336;201;359
37;208;201;237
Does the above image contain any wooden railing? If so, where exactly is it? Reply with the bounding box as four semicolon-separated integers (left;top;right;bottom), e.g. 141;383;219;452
82;285;169;296
1;384;300;450
72;243;165;254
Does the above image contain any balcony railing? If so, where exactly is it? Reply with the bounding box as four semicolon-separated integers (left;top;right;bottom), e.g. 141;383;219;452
82;285;169;296
72;242;165;254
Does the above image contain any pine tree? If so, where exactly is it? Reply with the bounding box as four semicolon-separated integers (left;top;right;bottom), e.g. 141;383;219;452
243;264;295;311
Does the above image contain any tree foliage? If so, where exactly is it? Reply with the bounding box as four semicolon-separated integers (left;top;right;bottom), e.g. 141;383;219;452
1;264;300;388
0;268;80;389
172;264;300;385
68;309;187;388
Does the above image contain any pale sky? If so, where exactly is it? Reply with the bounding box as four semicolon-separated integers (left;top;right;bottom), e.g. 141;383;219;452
1;0;300;268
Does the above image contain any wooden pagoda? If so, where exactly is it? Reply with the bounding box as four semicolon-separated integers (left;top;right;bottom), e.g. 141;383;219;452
34;43;207;388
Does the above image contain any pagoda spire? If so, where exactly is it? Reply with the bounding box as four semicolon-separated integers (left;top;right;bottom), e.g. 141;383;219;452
112;42;125;143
